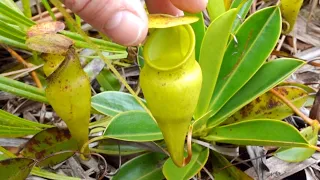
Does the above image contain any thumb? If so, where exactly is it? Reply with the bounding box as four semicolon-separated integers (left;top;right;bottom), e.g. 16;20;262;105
64;0;148;46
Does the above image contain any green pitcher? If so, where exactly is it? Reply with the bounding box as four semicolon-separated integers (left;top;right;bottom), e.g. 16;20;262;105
140;24;202;167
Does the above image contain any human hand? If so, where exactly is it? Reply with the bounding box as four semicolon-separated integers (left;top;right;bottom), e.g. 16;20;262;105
63;0;208;46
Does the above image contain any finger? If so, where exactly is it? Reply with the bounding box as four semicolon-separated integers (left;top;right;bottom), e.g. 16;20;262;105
145;0;183;16
64;0;148;46
169;0;208;13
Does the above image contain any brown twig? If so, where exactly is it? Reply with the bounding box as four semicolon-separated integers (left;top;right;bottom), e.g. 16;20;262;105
182;125;193;166
1;45;43;89
269;89;315;126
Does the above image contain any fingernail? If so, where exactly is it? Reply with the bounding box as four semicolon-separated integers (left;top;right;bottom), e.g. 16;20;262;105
104;11;146;46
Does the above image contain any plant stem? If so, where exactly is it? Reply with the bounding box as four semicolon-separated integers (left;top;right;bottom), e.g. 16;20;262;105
270;88;315;125
2;45;43;88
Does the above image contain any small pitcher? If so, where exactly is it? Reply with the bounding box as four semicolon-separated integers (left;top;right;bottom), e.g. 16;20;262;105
140;24;202;167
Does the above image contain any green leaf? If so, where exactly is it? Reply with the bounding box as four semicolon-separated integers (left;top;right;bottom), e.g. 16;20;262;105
96;69;121;91
22;0;32;18
224;86;308;124
195;9;238;118
31;167;80;180
0;20;26;41
91;91;146;116
0;1;35;27
92;139;146;156
230;0;254;32
207;0;226;21
209;6;281;117
163;144;209;180
207;59;304;128
212;151;253;180
204;120;310;148
113;152;167;180
275;123;319;162
0;109;52;137
188;12;206;61
0;76;48;103
0;158;35;180
104;111;163;141
21;127;78;167
137;46;145;68
0;109;51;128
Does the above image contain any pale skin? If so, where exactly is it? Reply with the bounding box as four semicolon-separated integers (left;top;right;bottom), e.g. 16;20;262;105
63;0;208;46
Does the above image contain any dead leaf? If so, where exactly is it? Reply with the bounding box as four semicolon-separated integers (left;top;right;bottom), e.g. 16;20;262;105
26;34;73;54
27;21;65;38
148;14;199;28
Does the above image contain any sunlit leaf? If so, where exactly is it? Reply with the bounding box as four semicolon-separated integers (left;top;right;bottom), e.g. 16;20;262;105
148;14;199;28
91;91;145;116
26;34;73;54
194;9;238;119
21;127;78;167
31;167;80;180
113;152;167;180
27;21;65;37
0;158;35;180
225;86;308;124
204;120;310;148
209;6;281;117
104;111;163;141
207;0;226;21
46;48;91;151
212;151;253;180
275;122;319;162
163;144;209;180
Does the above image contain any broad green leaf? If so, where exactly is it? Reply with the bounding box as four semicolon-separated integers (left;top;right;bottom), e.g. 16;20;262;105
194;9;238;118
212;151;253;180
0;125;43;138
0;76;48;103
113;152;167;180
46;48;91;151
0;158;35;180
20;127;78;167
207;59;304;128
209;6;281;117
230;0;254;32
275;123;319;162
31;167;80;180
93;140;146;156
104;111;163;141
91;91;145;116
148;14;199;28
204;120;310;148
225;86;308;124
163;144;209;180
188;12;206;61
96;69;121;91
26;34;74;54
280;0;303;33
207;0;226;21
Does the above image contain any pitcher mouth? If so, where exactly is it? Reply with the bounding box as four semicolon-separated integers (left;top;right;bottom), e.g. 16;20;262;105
143;25;195;71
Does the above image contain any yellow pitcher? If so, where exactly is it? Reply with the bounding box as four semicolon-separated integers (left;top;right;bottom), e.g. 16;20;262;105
140;24;202;167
